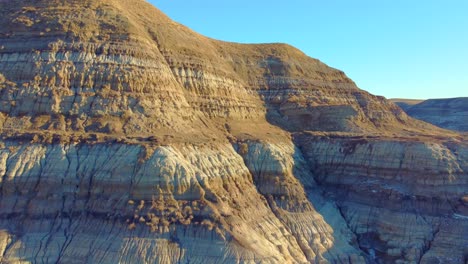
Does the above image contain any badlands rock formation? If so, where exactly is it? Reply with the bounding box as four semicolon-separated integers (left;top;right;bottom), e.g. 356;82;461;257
393;98;468;132
0;0;467;263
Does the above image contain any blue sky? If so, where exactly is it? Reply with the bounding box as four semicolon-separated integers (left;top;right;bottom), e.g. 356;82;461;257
150;0;467;99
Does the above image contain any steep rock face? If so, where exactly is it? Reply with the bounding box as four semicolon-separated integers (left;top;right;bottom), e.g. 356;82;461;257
0;0;466;263
0;0;443;138
0;141;368;263
396;98;468;132
296;133;468;263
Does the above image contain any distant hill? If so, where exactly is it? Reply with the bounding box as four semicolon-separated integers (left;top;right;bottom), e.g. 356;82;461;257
390;98;424;111
392;97;468;131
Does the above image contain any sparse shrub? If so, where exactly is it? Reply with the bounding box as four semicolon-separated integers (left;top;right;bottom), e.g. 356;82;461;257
239;143;249;155
137;200;145;211
201;219;214;231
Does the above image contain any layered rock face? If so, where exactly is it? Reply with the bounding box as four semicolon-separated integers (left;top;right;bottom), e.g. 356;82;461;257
0;0;466;263
394;98;468;132
296;133;468;263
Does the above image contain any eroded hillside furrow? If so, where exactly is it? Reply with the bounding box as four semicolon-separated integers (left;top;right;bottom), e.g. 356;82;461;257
295;133;468;263
233;140;367;263
0;0;466;263
0;141;343;263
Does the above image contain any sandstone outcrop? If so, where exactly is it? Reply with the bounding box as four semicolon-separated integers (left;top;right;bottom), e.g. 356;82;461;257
0;0;466;263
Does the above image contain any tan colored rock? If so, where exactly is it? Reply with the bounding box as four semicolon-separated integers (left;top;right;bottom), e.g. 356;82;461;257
0;0;465;263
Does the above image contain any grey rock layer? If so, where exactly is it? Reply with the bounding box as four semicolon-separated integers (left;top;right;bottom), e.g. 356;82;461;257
0;0;466;263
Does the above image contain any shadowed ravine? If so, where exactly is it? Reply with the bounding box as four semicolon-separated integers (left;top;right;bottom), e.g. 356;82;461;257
0;0;467;263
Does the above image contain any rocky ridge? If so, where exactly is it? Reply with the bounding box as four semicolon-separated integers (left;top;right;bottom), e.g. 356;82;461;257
0;0;466;263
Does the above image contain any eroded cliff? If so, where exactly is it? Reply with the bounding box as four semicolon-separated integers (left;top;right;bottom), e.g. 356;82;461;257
0;0;466;263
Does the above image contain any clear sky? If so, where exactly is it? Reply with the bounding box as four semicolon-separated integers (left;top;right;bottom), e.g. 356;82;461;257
149;0;467;99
